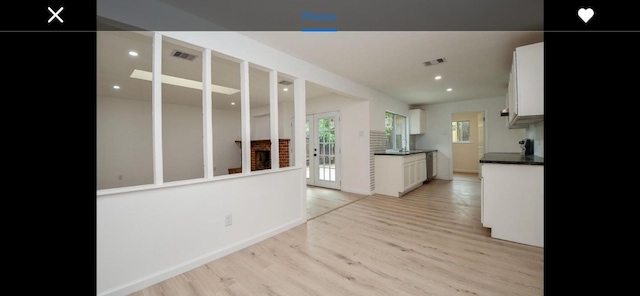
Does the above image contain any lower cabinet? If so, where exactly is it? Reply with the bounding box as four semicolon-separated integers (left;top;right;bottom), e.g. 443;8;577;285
481;163;544;247
376;153;427;197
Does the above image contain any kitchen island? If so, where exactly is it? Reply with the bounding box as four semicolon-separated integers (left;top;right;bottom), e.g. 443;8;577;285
374;150;437;197
480;152;544;165
480;152;544;247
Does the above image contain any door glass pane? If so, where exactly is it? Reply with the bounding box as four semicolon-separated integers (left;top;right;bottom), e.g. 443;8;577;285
306;119;310;179
317;116;336;182
329;156;335;181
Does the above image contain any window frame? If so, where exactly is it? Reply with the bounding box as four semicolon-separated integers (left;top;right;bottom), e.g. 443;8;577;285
385;111;409;152
452;120;471;143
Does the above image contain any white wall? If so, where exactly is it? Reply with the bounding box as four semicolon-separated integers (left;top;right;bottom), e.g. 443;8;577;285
307;94;371;195
97;170;305;295
212;108;242;175
413;96;527;180
369;95;410;132
97;96;154;189
526;121;544;157
96;95;243;187
162;102;205;182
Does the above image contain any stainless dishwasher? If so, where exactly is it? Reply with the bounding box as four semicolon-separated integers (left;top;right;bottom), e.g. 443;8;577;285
425;151;435;182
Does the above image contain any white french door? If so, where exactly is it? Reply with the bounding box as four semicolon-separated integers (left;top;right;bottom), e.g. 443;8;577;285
306;111;341;189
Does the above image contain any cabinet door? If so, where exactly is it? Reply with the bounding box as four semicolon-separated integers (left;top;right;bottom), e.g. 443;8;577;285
508;53;517;125
409;109;426;135
410;162;418;187
515;42;543;117
418;159;427;182
403;163;412;190
482;163;544;247
480;164;484;225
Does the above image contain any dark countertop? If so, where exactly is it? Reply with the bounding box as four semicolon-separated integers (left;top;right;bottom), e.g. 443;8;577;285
480;152;544;165
374;149;437;156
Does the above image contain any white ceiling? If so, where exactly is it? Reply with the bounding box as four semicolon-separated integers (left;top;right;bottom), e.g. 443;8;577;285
238;31;544;106
97;31;543;110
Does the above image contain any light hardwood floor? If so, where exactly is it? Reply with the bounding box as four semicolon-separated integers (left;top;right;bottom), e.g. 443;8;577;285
306;186;367;220
130;174;543;295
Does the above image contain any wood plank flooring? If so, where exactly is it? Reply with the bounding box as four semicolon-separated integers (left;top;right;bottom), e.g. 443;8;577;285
130;173;543;295
306;186;367;220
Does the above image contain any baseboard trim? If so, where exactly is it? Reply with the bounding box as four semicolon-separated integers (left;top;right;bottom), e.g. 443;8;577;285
453;169;479;174
98;218;306;296
341;188;372;196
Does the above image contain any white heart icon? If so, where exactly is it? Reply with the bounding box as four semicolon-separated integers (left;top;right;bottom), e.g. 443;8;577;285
578;7;594;23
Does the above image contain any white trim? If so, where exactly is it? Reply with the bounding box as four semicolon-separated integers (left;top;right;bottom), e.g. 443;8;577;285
294;78;307;221
152;32;164;185
97;218;306;296
96;167;304;197
269;70;280;170
202;48;214;179
341;188;372;196
240;61;251;174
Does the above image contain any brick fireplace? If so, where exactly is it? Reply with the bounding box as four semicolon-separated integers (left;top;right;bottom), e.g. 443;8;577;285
229;139;290;174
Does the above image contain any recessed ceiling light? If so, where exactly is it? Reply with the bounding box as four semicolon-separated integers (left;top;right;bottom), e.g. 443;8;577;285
129;51;138;57
446;88;452;92
113;85;120;89
435;76;442;80
283;87;288;91
231;102;236;105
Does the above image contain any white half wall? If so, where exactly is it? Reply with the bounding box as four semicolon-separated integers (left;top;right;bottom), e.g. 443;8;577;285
97;169;305;296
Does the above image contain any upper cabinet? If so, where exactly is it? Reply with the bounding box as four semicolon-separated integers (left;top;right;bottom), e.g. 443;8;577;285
409;109;426;135
506;42;543;129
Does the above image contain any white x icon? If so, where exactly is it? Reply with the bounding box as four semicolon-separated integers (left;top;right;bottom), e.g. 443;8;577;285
48;6;64;24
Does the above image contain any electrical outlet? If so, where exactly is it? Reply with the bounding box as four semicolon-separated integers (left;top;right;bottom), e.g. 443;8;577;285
225;214;232;226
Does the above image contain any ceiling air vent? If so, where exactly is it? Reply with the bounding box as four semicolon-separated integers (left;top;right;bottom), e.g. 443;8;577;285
279;80;293;86
423;57;447;67
170;50;198;61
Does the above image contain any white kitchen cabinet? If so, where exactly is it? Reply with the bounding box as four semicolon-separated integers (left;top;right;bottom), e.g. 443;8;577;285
481;163;544;247
409;109;426;135
375;153;427;197
507;42;544;129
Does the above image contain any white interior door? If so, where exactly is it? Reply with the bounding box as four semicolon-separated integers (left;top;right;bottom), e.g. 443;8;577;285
306;112;341;189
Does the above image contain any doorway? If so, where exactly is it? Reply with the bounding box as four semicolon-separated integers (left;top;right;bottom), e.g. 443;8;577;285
306;111;341;190
451;110;486;180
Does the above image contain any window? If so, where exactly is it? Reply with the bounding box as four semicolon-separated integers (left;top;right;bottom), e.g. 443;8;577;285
385;111;408;151
452;120;470;143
